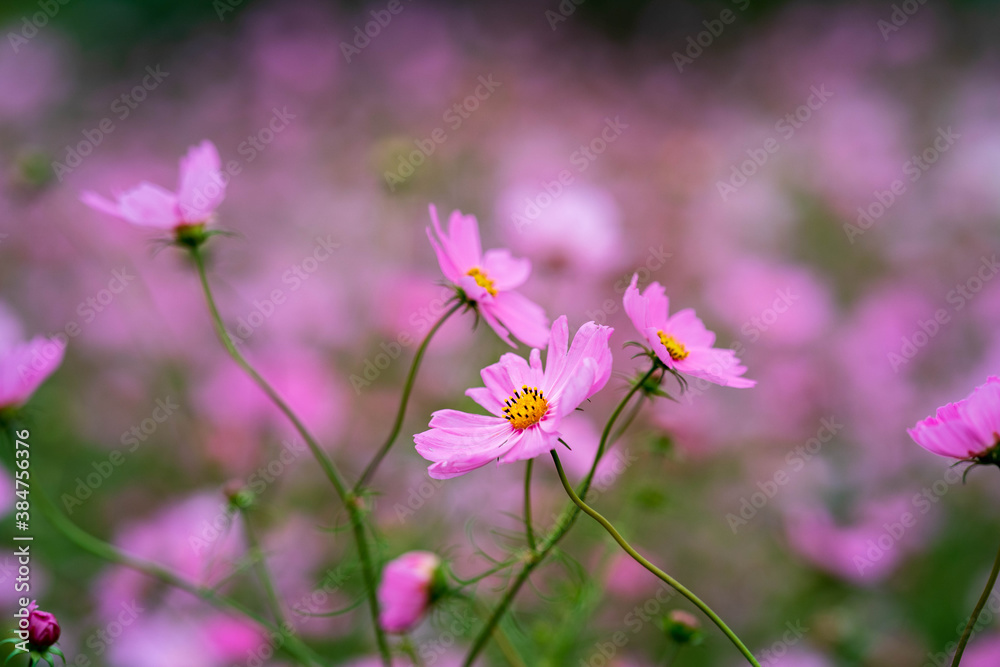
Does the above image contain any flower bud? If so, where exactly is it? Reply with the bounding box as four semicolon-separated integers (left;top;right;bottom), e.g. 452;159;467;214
27;602;61;650
377;551;443;633
662;609;703;646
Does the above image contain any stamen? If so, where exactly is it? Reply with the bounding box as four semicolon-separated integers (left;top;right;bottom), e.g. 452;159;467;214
657;330;689;361
503;384;548;430
466;267;498;297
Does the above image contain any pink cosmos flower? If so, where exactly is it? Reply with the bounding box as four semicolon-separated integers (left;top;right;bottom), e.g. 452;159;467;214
427;204;549;348
377;551;442;633
623;274;754;388
81;140;225;230
414;316;613;479
0;337;64;410
908;376;1000;460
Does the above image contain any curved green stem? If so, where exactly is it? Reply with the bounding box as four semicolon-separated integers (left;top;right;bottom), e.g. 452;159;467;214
552;451;761;667
952;536;1000;666
354;299;462;491
524;460;536;550
463;365;657;666
34;484;323;667
190;246;391;666
241;508;287;628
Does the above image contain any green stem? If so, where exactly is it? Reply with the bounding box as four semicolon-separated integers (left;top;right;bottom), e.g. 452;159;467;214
354;299;462;491
463;365;656;666
190;246;391;666
34;484;323;667
449;559;518;587
664;643;682;667
470;597;527;667
551;451;761;667
952;536;1000;666
241;508;287;628
524;460;536;550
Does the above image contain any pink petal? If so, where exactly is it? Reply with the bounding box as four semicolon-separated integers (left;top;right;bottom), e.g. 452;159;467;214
675;347;755;388
486;291;549;349
465;387;505;417
482;249;531;291
958;376;1000;447
622;273;648;334
665;308;716;348
546;320;614;400
552;358;597;417
445;208;483;269
80;191;124;219
479;305;516;347
497;352;543;391
499;424;559;464
641;280;669;326
427;205;464;282
0;337;64;408
177;140;225;223
117;182;181;228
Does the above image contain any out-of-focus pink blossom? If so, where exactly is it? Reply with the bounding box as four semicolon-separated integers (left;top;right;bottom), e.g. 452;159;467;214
784;494;926;585
0;336;64;409
623;274;754;388
414;316;612;479
962;634;1000;667
427;204;549;348
908;376;1000;460
377;551;442;633
81;141;225;230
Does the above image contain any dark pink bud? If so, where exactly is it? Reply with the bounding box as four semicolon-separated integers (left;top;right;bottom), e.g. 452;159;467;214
28;604;61;650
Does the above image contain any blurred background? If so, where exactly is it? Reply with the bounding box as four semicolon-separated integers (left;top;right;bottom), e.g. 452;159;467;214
2;0;1000;664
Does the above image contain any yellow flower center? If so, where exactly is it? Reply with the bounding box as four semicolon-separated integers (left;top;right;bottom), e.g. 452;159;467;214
503;385;548;430
466;267;498;297
657;331;689;361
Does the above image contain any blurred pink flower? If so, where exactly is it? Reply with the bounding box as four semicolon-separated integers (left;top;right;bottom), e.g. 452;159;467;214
427;204;549;348
0;336;64;409
377;551;441;633
962;634;1000;667
784;494;926;585
414;316;613;479
908;376;1000;460
623;274;754;388
81;140;225;230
